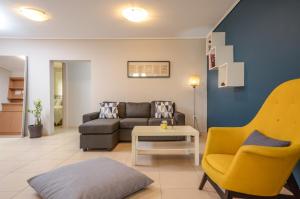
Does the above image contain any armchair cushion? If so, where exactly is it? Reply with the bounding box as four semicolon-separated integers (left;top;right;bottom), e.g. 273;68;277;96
243;130;291;147
206;154;234;174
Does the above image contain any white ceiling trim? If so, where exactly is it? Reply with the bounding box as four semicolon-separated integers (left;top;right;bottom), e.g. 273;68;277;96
207;0;240;37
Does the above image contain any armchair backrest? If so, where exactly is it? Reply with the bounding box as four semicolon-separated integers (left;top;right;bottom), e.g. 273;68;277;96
248;79;300;145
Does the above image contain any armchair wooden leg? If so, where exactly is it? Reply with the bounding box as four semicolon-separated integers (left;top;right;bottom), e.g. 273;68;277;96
199;173;208;190
284;174;300;198
224;190;233;199
201;173;297;199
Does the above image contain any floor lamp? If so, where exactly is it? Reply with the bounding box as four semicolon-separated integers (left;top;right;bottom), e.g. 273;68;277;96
189;75;200;130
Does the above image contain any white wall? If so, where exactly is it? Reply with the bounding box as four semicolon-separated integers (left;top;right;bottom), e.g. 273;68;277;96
65;60;91;127
0;67;10;110
0;39;207;135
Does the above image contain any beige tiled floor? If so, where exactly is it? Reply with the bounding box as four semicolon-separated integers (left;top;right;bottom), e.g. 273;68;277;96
0;128;217;199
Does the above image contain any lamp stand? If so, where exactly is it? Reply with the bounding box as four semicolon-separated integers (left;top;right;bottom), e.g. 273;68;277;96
192;85;198;130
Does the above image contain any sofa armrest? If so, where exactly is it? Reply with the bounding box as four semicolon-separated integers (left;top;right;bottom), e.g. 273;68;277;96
174;111;185;125
82;112;100;123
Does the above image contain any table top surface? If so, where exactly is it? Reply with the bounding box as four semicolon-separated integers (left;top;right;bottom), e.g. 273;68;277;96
132;125;199;136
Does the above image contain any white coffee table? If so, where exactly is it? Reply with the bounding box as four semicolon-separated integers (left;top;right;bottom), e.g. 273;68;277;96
131;126;200;166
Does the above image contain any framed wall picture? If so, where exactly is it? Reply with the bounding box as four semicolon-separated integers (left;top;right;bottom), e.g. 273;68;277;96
127;61;170;78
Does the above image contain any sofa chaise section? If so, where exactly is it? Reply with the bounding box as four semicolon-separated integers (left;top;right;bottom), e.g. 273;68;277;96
79;117;120;151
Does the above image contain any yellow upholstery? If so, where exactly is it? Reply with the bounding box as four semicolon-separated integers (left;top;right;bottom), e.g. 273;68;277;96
202;79;300;196
206;154;234;174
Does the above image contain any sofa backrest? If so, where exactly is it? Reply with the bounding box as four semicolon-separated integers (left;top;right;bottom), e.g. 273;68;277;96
118;102;126;118
126;102;150;118
150;101;176;118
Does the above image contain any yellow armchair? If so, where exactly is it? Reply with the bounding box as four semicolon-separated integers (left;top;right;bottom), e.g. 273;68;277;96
200;79;300;199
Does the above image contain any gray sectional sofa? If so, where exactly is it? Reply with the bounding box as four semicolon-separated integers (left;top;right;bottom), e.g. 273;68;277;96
79;102;185;151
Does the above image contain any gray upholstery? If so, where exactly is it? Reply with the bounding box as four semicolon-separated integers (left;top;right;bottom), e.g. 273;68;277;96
126;102;150;118
79;102;186;150
174;111;185;125
120;118;148;129
243;130;291;147
119;129;132;142
82;112;100;123
148;118;173;126
28;158;153;199
118;102;126;118
80;131;119;150
79;119;120;134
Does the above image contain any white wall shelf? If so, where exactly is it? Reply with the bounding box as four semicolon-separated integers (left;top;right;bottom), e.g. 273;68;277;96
206;32;244;88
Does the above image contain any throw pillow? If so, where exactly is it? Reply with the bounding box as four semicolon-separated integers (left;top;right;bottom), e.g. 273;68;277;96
28;158;153;199
243;130;291;147
99;102;119;119
155;101;174;119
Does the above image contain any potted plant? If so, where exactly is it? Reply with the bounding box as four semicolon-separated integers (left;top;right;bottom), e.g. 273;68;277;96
28;99;43;138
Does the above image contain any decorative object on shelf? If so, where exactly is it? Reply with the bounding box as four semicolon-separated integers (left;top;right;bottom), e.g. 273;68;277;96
189;75;200;130
127;61;170;78
160;120;168;129
206;32;244;88
28;99;43;138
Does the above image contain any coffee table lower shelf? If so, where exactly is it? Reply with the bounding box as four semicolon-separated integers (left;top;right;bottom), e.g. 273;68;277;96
131;126;200;166
136;141;196;155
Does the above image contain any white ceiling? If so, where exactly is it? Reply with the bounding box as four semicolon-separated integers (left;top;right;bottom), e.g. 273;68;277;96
0;56;26;74
0;0;238;39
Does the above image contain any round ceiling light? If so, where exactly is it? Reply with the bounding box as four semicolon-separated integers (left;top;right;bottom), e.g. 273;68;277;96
18;7;49;22
122;7;148;23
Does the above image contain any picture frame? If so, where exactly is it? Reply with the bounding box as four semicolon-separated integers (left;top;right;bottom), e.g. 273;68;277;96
127;61;170;78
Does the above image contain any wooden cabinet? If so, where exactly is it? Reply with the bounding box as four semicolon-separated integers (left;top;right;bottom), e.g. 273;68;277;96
0;77;24;135
7;77;24;102
0;112;23;134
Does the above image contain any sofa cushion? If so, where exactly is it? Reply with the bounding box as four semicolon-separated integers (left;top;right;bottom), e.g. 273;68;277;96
79;119;120;134
99;102;119;119
120;118;148;129
148;118;174;126
103;101;126;118
126;102;150;118
28;157;153;199
151;101;175;118
243;130;291;147
154;101;174;119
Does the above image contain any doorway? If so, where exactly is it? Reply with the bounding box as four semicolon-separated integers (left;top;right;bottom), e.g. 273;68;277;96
53;62;64;128
50;60;91;134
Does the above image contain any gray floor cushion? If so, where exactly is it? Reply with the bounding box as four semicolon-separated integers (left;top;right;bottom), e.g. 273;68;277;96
28;158;153;199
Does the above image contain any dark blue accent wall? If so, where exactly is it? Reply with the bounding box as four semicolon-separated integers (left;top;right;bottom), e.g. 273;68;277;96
208;0;300;185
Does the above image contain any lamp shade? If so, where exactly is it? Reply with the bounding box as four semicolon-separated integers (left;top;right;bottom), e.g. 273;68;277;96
189;75;200;87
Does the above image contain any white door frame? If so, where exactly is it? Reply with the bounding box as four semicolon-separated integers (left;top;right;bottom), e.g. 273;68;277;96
50;61;68;133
